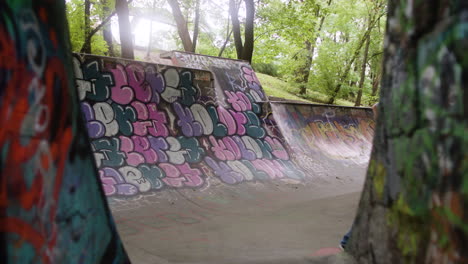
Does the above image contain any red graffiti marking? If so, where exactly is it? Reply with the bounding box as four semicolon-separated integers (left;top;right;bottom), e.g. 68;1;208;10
0;218;49;263
0;28;73;261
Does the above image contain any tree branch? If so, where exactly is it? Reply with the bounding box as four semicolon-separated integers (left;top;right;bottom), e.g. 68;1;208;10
81;0;133;51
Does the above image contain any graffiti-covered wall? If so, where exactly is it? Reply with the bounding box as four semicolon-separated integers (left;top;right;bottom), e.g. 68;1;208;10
270;102;375;181
161;51;266;105
0;2;129;263
272;103;375;165
74;54;305;197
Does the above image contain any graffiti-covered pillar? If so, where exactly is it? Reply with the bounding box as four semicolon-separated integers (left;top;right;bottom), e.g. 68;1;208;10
348;1;467;263
0;1;129;263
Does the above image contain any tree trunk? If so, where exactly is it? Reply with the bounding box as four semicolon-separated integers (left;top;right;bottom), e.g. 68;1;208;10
371;70;381;96
80;1;131;54
354;26;371;106
327;29;369;104
101;0;114;57
297;0;332;95
298;0;332;95
116;0;134;59
81;0;92;53
348;1;467;263
192;0;200;53
168;0;193;52
146;0;156;58
230;0;243;59
218;14;232;57
298;40;312;95
242;0;255;63
146;17;153;58
327;7;384;105
349;63;359;88
327;2;385;105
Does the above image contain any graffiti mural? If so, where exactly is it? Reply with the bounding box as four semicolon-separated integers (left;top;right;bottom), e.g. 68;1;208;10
74;54;305;197
161;51;266;105
0;1;129;263
271;102;375;166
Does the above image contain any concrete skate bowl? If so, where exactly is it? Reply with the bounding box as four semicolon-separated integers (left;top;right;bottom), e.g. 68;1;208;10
73;53;374;263
270;102;375;186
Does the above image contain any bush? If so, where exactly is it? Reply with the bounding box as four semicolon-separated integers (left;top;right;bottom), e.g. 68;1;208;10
252;62;279;77
362;94;380;106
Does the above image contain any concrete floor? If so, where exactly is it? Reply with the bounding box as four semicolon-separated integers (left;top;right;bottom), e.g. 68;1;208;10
109;179;362;264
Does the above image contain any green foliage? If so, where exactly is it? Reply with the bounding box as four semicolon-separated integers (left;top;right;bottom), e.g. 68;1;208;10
64;0;386;106
252;62;279;77
257;73;354;106
255;0;386;105
362;94;379;106
66;0;110;55
255;0;322;78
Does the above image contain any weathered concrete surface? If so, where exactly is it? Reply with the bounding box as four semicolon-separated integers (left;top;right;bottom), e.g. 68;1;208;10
271;102;374;185
110;184;361;263
179;252;357;264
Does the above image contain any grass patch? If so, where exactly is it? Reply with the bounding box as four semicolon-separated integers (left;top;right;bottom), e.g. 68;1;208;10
257;73;311;103
257;73;355;106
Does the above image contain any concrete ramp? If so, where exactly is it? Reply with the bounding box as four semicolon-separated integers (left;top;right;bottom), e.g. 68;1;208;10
270;102;375;183
72;53;374;263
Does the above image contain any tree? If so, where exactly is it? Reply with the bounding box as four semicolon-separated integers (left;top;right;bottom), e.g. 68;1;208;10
255;0;384;105
296;0;333;95
101;0;115;56
218;11;233;57
116;0;134;59
230;0;243;58
242;0;255;63
326;0;386;104
354;16;371;106
168;0;194;52
66;0;110;55
192;0;200;52
66;0;138;57
230;0;255;63
145;0;157;58
166;0;202;53
347;0;467;263
368;20;385;100
325;28;372;104
81;0;91;53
